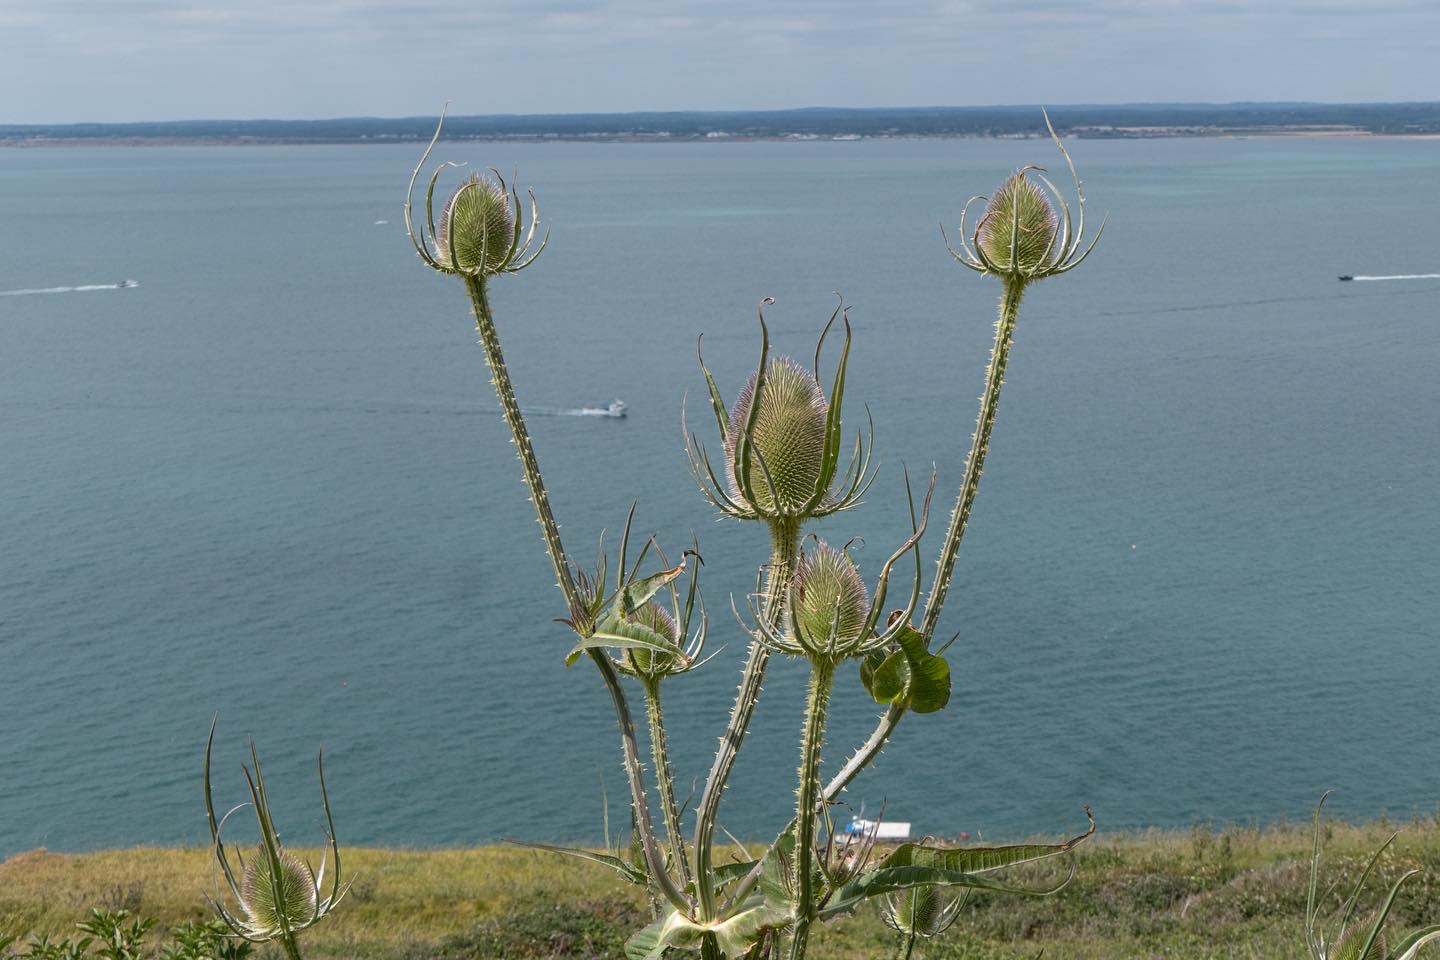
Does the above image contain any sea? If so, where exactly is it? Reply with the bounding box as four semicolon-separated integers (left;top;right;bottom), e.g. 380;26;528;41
1;134;1438;860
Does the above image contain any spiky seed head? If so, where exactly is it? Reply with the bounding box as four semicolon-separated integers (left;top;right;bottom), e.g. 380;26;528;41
725;357;827;515
978;171;1059;276
625;600;680;678
790;542;868;658
239;846;318;936
1333;919;1388;960
436;174;515;276
883;886;946;936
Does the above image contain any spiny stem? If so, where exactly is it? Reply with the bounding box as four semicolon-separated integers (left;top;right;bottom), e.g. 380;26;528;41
921;276;1026;639
595;652;693;914
281;937;304;960
465;275;579;612
462;275;684;912
693;519;801;922
787;658;836;960
892;931;918;960
643;677;693;886
824;277;1027;830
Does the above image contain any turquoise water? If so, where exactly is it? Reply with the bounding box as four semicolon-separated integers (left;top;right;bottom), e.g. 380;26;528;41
1;137;1438;859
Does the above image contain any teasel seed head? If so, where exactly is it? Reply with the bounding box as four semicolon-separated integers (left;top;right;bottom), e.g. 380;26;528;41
1333;918;1388;960
405;107;548;280
882;885;965;939
789;541;868;660
944;109;1104;284
240;846;320;936
437;173;517;277
624;599;680;678
977;171;1059;276
725;357;828;516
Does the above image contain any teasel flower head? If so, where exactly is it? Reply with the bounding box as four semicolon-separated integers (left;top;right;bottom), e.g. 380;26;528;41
1332;918;1389;960
944;110;1104;284
882;885;968;941
686;297;876;527
405;106;547;279
788;542;869;658
816;807;882;889
558;505;713;678
743;471;935;665
204;720;350;948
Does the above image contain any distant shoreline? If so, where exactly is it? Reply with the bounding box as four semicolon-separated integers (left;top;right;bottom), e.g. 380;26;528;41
7;128;1440;149
5;102;1439;147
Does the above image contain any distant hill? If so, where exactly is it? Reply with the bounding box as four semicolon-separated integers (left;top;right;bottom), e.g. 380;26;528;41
4;102;1440;145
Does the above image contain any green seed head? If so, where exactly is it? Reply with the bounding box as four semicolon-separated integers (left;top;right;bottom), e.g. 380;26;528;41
726;357;827;515
437;174;515;276
884;885;947;937
978;171;1059;275
790;542;868;658
1333;919;1388;960
240;845;317;935
625;600;680;678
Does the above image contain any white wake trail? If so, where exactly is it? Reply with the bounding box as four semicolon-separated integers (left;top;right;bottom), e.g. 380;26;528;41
0;281;139;297
1350;273;1440;282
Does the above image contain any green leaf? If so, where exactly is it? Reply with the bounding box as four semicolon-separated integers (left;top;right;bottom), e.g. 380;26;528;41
565;617;685;666
504;839;648;887
822;814;1095;919
822;863;1073;919
862;627;951;713
620;559;688;616
623;901;788;960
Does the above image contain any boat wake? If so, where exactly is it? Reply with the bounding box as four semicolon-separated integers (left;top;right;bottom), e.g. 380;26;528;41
1345;273;1440;282
0;280;139;297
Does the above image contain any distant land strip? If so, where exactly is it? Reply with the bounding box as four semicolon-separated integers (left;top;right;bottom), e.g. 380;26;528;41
4;102;1440;146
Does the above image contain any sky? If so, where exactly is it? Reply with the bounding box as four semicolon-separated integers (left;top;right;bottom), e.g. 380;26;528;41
3;0;1438;124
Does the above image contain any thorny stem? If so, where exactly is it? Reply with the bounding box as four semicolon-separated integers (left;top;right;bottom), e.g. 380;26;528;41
821;278;1026;817
787;658;836;960
693;520;802;924
892;931;918;960
281;937;304;960
594;653;694;913
465;276;580;612
463;276;687;913
643;677;693;886
921;276;1026;638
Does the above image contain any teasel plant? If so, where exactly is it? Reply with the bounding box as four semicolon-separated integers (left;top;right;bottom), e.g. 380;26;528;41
1304;793;1440;960
203;720;349;960
406;108;1102;959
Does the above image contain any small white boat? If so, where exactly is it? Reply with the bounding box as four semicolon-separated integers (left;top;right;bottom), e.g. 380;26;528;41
845;817;911;840
117;279;139;288
576;399;627;418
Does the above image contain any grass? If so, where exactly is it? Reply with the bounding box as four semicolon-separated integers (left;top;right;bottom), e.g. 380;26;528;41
5;817;1440;958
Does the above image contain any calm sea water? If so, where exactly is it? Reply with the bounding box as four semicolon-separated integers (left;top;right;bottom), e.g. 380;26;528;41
2;136;1438;860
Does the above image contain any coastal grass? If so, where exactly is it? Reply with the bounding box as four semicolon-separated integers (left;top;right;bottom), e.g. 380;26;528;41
6;817;1440;958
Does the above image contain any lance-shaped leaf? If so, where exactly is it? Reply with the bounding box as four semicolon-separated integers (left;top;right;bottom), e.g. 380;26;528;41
565;615;687;667
505;839;649;887
822;810;1094;919
619;557;689;617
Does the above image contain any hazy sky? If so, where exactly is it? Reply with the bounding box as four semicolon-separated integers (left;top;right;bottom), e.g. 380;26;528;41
3;0;1437;124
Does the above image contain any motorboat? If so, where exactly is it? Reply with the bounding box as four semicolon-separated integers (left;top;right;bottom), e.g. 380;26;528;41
1337;275;1353;282
576;399;627;418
